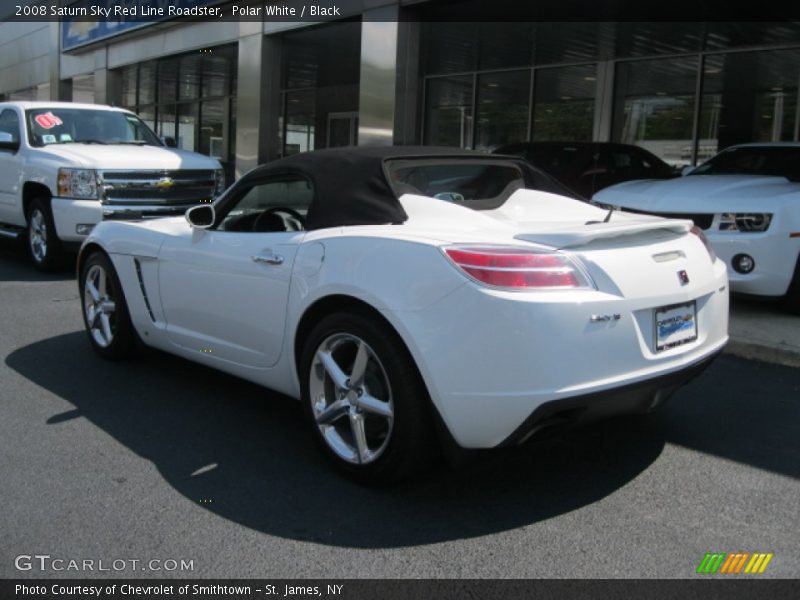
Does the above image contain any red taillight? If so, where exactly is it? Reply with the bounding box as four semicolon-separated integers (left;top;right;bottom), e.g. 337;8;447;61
444;246;592;290
690;226;716;262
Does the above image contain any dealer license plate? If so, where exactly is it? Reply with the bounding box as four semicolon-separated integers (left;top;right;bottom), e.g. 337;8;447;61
654;301;698;352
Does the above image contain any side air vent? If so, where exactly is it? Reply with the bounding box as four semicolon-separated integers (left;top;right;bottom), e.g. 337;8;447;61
133;258;156;322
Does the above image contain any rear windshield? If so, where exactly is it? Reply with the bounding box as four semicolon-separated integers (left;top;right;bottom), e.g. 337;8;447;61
25;108;161;147
690;146;800;180
385;159;527;210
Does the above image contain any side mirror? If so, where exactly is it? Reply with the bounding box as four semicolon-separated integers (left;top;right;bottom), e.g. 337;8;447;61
680;165;695;176
185;204;215;229
0;131;20;152
161;135;177;148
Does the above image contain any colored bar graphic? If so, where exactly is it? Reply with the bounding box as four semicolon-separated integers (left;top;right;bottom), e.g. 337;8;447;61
720;553;750;573
697;553;727;574
698;552;773;574
744;553;774;574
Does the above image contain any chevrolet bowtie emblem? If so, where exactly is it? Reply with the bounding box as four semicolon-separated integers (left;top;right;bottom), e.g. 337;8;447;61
156;177;175;190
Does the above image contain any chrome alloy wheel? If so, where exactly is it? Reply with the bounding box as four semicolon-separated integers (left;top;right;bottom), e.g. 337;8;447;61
83;264;117;348
309;333;394;465
28;209;48;263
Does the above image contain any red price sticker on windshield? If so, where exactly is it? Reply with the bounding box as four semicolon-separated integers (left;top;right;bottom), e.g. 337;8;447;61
35;112;63;129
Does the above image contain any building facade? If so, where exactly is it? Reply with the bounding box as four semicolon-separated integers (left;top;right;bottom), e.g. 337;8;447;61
2;2;800;184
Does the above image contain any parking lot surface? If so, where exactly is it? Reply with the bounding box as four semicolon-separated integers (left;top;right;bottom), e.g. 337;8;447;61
1;242;799;579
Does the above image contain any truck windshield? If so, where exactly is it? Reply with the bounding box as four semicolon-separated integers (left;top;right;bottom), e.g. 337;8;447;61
25;108;162;147
690;146;800;181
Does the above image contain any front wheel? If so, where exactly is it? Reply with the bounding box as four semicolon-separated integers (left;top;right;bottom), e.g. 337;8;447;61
26;197;64;271
299;312;436;483
79;251;137;359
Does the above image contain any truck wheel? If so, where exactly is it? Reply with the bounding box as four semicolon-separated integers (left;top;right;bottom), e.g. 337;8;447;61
781;257;800;315
26;197;64;271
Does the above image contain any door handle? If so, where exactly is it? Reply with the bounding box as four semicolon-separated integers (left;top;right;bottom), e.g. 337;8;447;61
252;253;284;265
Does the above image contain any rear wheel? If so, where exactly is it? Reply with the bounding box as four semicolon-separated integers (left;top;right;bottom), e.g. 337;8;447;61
781;257;800;315
299;311;435;483
26;197;64;271
79;251;137;359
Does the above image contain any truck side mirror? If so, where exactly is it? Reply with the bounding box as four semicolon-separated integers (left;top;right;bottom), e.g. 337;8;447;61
161;135;177;148
0;131;20;152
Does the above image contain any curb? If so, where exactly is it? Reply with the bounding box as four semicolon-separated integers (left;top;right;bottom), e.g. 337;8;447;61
724;339;800;369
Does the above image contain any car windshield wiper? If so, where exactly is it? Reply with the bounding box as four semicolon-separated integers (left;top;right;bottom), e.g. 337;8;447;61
72;139;108;145
115;140;149;145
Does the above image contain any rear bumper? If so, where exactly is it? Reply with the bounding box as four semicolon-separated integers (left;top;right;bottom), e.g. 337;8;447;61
500;348;721;446
383;259;728;449
51;198;198;242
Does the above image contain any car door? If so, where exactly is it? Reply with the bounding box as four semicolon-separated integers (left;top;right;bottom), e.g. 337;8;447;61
0;107;23;224
157;174;314;368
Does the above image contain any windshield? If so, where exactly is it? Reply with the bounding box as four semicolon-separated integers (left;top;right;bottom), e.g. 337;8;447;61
385;159;528;210
690;146;800;180
25;108;162;147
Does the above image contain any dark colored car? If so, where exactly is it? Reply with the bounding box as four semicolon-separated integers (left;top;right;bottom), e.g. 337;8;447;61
493;141;677;199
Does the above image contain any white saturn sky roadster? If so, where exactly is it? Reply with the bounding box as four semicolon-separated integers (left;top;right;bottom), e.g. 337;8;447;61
77;147;729;482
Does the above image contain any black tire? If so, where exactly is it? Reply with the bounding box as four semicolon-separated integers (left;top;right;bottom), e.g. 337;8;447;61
79;251;137;359
299;311;436;484
26;197;64;271
781;257;800;315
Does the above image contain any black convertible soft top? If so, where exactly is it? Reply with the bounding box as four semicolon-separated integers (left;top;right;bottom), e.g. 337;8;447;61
236;146;578;230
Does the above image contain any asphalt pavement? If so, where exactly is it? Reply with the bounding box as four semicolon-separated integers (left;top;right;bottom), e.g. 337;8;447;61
1;241;799;579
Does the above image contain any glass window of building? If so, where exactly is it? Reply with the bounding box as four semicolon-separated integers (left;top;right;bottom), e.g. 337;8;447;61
699;49;800;161
417;19;800;159
422;22;478;75
475;70;530;150
420;21;598;149
284;90;315;155
177;102;199;152
614;23;704;59
704;22;800;51
115;46;237;183
279;21;361;156
157;57;178;106
120;65;137;108
139;61;156;105
534;23;606;65
532;64;596;142
612;57;699;167
424;76;474;148
478;23;534;71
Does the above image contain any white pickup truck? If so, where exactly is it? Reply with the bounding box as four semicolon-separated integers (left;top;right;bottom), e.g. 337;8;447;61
0;101;224;269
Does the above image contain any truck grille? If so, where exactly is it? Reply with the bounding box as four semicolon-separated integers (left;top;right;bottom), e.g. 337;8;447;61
620;207;715;230
100;170;217;206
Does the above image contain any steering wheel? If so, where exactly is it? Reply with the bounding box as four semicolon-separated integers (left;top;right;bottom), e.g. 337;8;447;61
252;206;306;232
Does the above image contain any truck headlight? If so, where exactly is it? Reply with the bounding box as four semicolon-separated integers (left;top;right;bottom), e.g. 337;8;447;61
214;169;226;197
719;213;772;232
57;168;98;199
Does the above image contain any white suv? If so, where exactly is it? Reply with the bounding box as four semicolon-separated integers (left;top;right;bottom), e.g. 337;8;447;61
0;101;224;269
